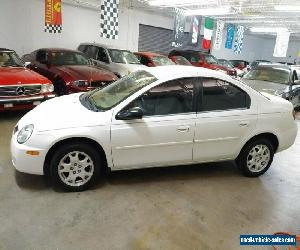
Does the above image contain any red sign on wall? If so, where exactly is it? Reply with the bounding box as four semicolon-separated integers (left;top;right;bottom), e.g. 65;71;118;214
45;0;62;33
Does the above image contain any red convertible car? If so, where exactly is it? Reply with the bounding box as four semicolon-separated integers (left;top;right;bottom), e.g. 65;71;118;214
22;48;118;96
0;48;55;112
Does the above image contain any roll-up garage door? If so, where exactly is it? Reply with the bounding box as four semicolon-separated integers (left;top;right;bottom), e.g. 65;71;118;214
138;24;204;55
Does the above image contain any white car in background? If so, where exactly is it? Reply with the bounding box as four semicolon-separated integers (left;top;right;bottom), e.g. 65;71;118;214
78;43;147;78
11;66;297;191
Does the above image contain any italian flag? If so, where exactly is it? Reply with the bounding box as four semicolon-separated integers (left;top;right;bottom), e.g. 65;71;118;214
202;17;214;49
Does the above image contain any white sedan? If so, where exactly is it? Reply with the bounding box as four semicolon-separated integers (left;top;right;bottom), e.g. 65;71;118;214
11;66;298;191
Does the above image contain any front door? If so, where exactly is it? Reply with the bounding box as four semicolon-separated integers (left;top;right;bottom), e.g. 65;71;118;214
111;78;197;169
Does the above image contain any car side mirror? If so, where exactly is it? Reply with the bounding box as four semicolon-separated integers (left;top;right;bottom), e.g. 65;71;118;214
293;80;300;85
116;107;144;120
24;62;31;67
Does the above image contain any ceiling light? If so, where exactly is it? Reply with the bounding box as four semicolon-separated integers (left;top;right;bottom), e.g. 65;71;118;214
274;5;300;11
184;7;232;16
250;27;289;33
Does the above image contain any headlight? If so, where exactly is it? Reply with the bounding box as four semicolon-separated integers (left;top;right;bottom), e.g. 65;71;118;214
41;84;54;93
72;80;89;87
17;124;34;144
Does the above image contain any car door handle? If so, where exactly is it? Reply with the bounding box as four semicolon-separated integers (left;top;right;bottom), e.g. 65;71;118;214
239;121;250;127
177;126;190;132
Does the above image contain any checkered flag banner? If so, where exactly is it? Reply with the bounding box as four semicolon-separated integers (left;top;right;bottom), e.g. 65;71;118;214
213;20;225;51
45;24;62;33
100;0;119;39
45;0;62;33
233;25;245;54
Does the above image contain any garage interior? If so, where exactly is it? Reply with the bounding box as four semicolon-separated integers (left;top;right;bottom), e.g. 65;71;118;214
1;0;300;249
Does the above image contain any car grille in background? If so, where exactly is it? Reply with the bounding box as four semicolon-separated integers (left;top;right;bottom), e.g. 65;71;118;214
0;85;42;97
90;81;113;88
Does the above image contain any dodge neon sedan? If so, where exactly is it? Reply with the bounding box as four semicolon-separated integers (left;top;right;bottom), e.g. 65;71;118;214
11;66;297;191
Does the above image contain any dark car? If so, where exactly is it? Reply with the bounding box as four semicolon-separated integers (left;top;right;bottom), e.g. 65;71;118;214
22;48;118;95
169;50;236;77
242;63;300;108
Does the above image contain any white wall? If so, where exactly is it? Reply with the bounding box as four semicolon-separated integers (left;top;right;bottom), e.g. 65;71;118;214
0;0;299;62
0;0;173;56
211;31;266;62
211;29;300;63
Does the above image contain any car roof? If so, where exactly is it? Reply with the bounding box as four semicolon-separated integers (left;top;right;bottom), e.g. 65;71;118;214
0;48;15;52
135;52;167;57
170;50;208;55
144;65;232;82
79;43;128;51
254;63;291;70
39;48;83;53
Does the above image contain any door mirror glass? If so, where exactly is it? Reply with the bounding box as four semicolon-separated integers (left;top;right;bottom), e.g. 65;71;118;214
116;107;144;120
293;80;300;85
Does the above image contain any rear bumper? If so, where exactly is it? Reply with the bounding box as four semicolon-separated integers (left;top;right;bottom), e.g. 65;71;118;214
277;122;298;152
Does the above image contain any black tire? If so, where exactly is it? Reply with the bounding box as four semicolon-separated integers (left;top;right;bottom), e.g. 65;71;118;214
54;80;67;96
50;143;102;191
237;138;274;177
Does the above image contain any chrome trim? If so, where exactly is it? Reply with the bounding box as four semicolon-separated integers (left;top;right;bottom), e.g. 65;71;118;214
0;94;55;104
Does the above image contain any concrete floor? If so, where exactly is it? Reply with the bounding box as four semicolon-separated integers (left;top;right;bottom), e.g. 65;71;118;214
0;111;299;250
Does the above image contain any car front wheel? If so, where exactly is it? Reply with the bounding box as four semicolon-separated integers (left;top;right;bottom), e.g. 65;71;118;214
237;138;274;177
50;143;102;191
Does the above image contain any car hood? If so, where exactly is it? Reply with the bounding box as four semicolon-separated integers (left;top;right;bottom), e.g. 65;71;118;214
241;79;293;95
0;67;50;85
17;93;111;132
54;65;117;82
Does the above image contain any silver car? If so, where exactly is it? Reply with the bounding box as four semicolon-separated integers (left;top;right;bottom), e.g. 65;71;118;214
242;63;300;109
78;43;147;78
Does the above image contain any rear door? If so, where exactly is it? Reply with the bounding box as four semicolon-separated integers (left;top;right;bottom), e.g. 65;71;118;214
193;77;257;162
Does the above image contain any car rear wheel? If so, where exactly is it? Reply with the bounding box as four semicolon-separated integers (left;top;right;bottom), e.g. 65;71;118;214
50;143;102;191
237;138;274;177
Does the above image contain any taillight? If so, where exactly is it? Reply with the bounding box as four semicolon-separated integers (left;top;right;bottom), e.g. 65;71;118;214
292;110;296;120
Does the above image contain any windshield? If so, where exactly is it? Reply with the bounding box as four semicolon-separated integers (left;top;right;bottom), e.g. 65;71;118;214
108;49;141;64
0;51;23;67
204;55;218;64
152;56;174;66
174;56;191;65
49;51;89;66
243;67;290;84
219;60;234;68
87;70;157;110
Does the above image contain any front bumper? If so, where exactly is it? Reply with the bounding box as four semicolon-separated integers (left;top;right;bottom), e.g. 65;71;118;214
10;135;46;175
0;94;55;111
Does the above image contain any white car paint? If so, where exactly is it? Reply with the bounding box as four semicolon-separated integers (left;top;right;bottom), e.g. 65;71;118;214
11;66;297;176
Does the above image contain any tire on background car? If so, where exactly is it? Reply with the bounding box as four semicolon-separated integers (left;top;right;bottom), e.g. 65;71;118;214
237;138;274;177
50;143;102;191
54;79;67;96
